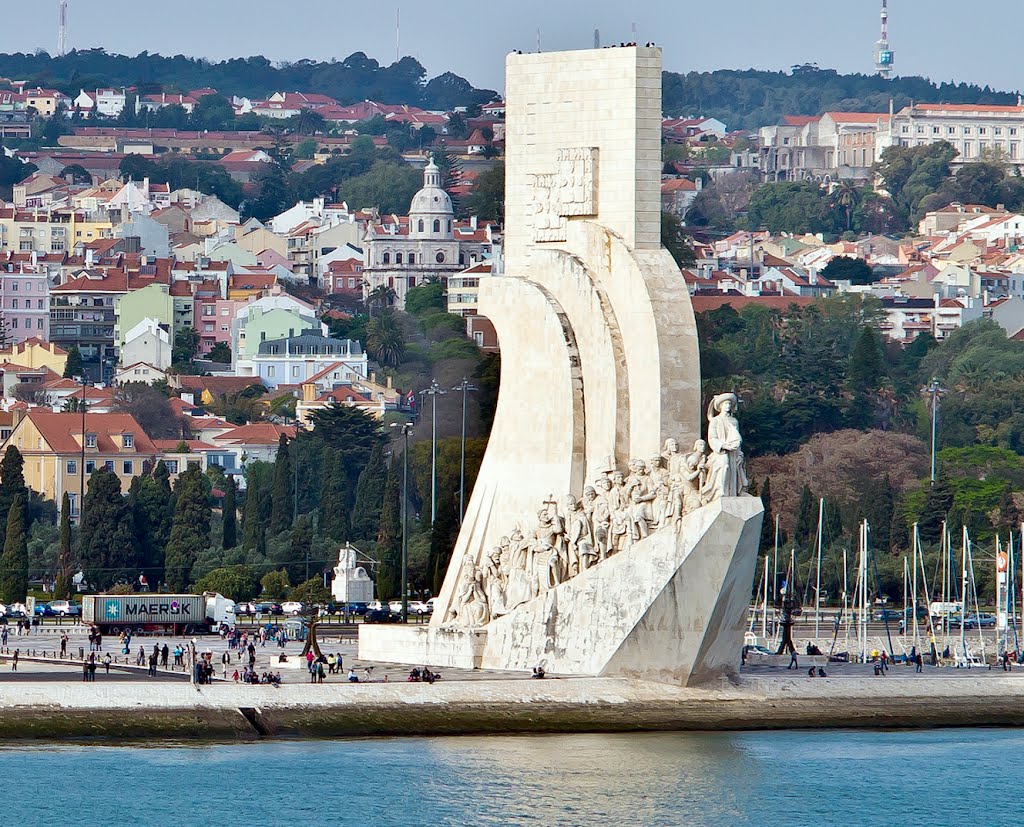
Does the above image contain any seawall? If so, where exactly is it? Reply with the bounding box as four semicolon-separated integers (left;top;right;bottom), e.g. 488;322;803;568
3;676;1024;739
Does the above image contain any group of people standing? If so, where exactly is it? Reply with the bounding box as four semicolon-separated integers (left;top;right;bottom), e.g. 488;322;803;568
450;393;750;628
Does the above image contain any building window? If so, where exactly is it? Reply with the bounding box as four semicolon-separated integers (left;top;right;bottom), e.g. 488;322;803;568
932;126;940;134
382;253;390;264
267;365;275;377
964;127;972;134
418;220;424;233
165;460;179;474
979;127;987;135
10;319;17;330
435;251;445;264
408;253;415;264
37;319;43;329
85;434;96;448
10;299;16;309
433;219;441;233
66;460;77;475
123;434;133;448
85;460;95;473
37;299;43;309
104;460;114;471
396;253;403;264
122;460;133;475
10;282;16;291
291;365;300;377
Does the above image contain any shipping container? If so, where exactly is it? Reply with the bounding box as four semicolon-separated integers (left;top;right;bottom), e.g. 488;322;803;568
82;594;207;634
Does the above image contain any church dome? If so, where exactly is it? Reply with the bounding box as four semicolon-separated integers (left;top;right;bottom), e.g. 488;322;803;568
409;159;454;223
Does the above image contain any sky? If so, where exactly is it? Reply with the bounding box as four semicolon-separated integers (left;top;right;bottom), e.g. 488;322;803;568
2;0;1021;96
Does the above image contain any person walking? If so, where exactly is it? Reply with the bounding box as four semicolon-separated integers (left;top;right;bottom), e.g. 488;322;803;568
787;649;798;670
103;652;112;675
59;633;68;658
161;644;169;668
317;661;326;684
11;649;17;671
915;652;924;673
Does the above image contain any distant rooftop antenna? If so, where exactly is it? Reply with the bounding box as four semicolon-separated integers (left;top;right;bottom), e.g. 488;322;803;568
536;27;541;53
57;0;68;58
875;0;895;79
395;7;400;63
594;29;600;49
631;21;638;42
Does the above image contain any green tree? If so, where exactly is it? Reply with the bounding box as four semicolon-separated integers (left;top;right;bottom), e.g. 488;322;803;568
53;492;73;600
364;309;406;367
190;94;235;131
335;160;421;214
0;494;27;603
164;465;211;590
759;477;775;554
292;108;326;135
292;138;317;160
746;181;839;236
794;484;816;550
376;456;402;600
848;326;884;394
207;342;232;363
63;345;84;379
0;445;29;533
195;565;259;601
918;475;955;544
222;476;238;549
260;568;290;600
821;256;873;285
241;461;274;550
291;575;330;605
350;443;388;542
319;450;351;542
268;435;293;535
661;211;696;267
172;327;200;369
79;469;134;589
464;163;504;221
129;463;174;583
404;281;446;317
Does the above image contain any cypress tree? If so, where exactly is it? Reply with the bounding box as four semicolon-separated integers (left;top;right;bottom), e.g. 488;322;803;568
63;346;83;378
129;464;173;585
0;445;29;533
164;466;211;591
0;494;27;603
918;475;954;544
376;457;402;600
794;484;816;550
428;495;459;595
321;450;351;542
53;492;73;600
759;477;775;553
350;443;388;542
222;476;237;549
268;435;293;535
287;515;313;583
79;469;132;589
848;325;884;394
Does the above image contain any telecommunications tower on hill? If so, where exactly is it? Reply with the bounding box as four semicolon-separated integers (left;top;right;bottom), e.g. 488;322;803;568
874;0;894;79
57;0;68;57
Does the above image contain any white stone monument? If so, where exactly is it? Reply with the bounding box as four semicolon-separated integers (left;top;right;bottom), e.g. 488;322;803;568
360;46;763;685
331;544;374;605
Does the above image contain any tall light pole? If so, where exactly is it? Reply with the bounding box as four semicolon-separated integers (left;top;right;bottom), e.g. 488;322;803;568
924;378;944;483
452;377;477;523
391;422;413;623
78;375;87;527
420;379;446;525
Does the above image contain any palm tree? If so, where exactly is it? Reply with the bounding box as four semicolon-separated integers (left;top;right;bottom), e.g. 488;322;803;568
830;180;861;233
365;310;406;368
365;284;396;318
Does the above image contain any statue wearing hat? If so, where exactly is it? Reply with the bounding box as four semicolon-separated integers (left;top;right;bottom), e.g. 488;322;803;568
701;393;748;501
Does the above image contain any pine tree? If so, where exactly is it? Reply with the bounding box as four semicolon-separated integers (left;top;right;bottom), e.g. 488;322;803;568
222;476;237;549
376;456;402;600
129;464;173;585
287;515;313;583
862;474;895;553
268;435;293;535
848;325;884;393
164;465;211;591
759;477;775;553
0;494;27;603
794;484;816;550
427;494;459;595
53;492;73;600
79;469;133;589
350;443;388;542
0;445;29;533
63;346;83;379
918;475;955;544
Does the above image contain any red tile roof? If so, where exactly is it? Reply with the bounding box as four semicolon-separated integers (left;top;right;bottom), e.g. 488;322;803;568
25;411;157;454
214;423;296;446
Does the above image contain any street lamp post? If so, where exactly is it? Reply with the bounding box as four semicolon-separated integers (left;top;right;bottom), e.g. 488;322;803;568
452;377;478;524
78;375;87;527
390;422;413;623
924;378;944;483
419;379;447;525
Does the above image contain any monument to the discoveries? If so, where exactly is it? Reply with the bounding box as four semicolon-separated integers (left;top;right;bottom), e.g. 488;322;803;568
359;46;763;685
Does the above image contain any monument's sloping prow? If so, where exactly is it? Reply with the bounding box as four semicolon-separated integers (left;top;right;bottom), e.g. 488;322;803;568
359;46;763;686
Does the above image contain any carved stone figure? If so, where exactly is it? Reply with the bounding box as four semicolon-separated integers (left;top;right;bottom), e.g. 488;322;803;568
563;494;590;578
702;393;748;500
453;560;490;627
590;479;612;559
532;504;565;593
504;528;534;610
484;546;507;618
662;438;685;476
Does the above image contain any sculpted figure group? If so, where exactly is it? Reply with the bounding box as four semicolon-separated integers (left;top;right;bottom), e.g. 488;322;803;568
446;393;748;628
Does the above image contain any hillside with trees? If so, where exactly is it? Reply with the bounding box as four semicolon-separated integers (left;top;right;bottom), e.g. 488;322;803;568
0;49;496;111
663;64;1020;130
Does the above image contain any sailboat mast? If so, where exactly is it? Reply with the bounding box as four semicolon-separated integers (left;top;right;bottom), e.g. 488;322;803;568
815;498;824;639
961;526;969;664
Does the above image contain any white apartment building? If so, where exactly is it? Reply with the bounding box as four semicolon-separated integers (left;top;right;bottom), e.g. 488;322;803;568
877;103;1024;165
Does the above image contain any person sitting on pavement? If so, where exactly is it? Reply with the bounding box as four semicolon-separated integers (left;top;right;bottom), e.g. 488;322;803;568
348;669;359;683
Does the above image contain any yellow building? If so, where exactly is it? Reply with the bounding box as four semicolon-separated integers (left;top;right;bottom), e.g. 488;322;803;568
0;338;67;374
7;411;158;515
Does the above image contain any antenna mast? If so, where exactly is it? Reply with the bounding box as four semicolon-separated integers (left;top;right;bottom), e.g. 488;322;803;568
594;29;600;49
57;0;68;58
875;0;895;79
395;7;400;63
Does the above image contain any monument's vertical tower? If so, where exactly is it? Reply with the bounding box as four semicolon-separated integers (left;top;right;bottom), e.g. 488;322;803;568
430;47;701;621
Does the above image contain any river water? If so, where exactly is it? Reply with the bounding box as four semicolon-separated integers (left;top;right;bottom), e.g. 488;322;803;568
1;729;1012;826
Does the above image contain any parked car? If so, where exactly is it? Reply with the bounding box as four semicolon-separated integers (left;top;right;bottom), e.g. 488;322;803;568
872;609;903;622
33;604;52;617
253;602;283;615
388;600;404;613
407;600;431;615
46;600;81;618
281;601;306;615
426;597;438;614
962;613;997;629
367;600;385;612
363;608;401;624
346;602;369;616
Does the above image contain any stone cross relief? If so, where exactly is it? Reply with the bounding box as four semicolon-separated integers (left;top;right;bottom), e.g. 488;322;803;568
530;147;598;242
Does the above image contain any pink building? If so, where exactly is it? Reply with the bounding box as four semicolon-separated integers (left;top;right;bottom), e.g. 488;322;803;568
195;288;243;355
0;269;49;342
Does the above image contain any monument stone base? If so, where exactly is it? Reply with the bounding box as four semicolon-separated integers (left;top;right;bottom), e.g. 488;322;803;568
359;497;762;685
